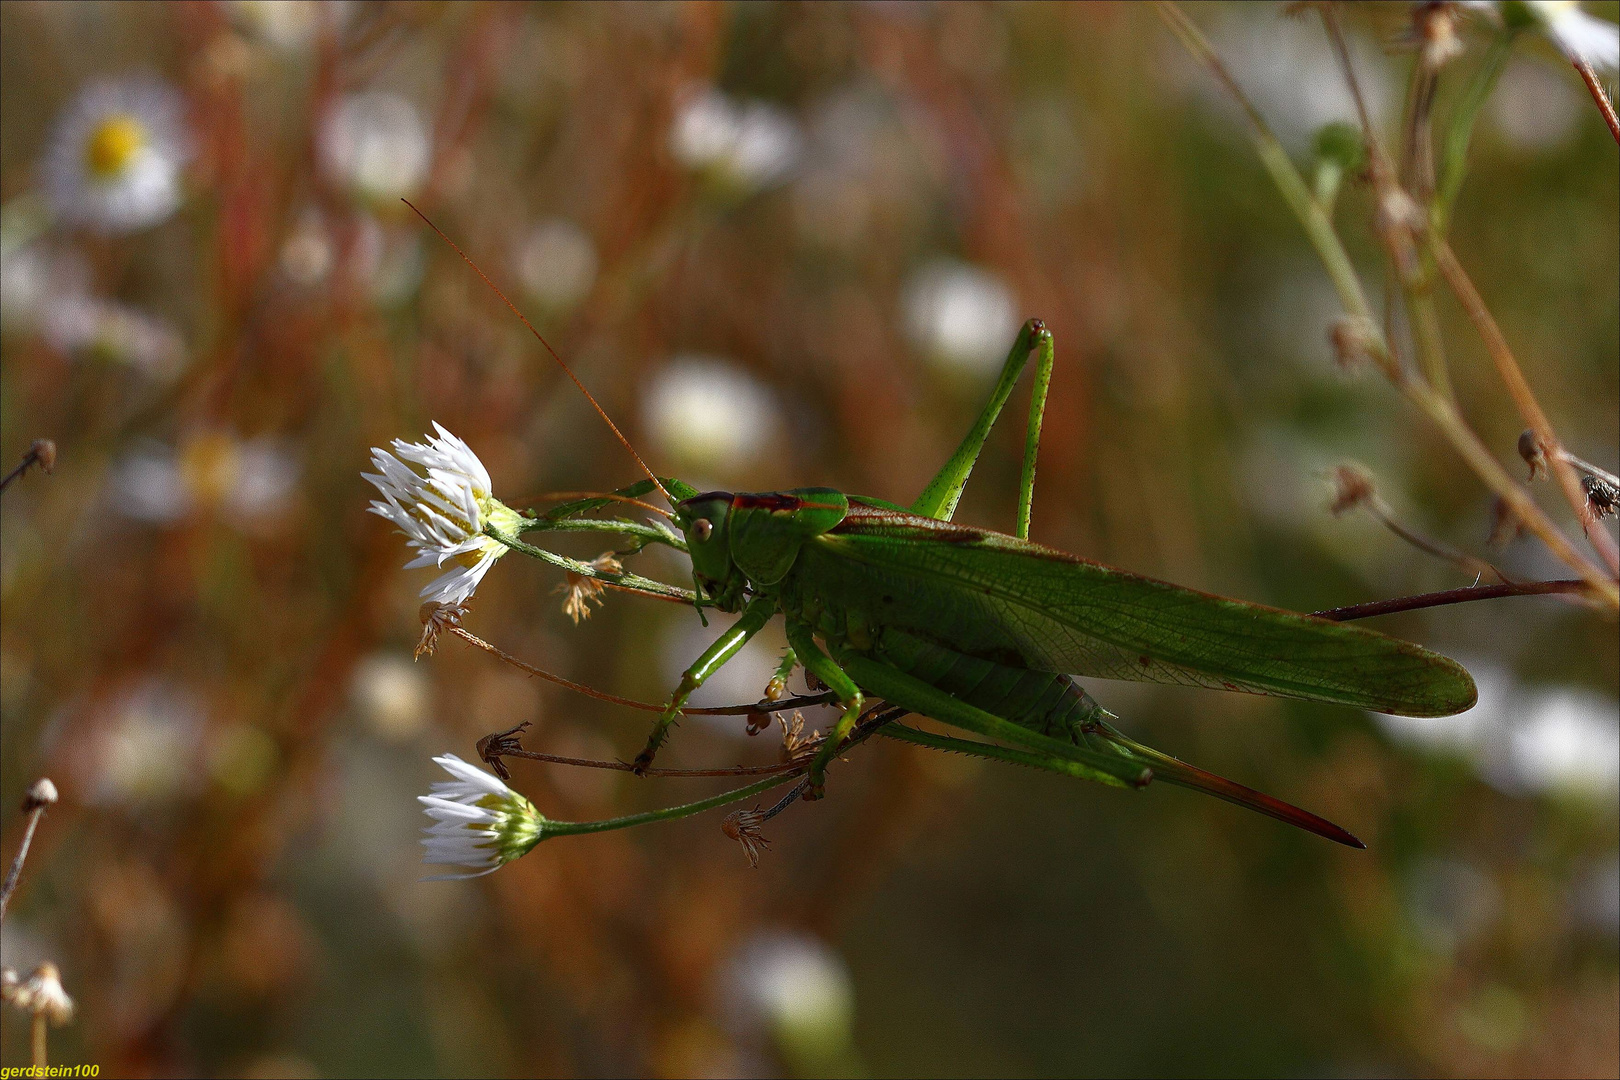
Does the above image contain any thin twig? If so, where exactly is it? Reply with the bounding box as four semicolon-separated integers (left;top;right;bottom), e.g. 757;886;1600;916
1321;4;1454;400
1430;237;1620;576
1364;500;1511;583
0;440;55;496
0;780;58;923
451;625;834;716
403;199;675;506
483;704;906;781
1313;579;1588;621
1156;2;1618;609
492;746;805;778
1573;57;1620;143
521;491;674;518
1558;450;1620;489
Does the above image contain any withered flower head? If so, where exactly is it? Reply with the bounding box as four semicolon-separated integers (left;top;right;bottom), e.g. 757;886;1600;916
722;807;772;868
1329;464;1378;517
1518;429;1548;481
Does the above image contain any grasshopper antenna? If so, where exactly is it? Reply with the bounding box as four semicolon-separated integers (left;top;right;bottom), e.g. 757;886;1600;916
401;199;675;507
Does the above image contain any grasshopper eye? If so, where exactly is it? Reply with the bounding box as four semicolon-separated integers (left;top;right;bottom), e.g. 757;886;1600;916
691;518;713;542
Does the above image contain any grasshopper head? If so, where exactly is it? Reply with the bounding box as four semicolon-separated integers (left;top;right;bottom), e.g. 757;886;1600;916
675;492;747;611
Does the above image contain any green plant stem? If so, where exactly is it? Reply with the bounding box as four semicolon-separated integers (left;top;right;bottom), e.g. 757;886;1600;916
486;524;699;605
1155;3;1387;368
520;515;685;552
1320;5;1453;400
542;773;804;837
1435;30;1516;235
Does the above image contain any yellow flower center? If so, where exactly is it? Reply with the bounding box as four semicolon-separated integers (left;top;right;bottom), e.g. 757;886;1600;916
84;114;148;179
180;434;240;507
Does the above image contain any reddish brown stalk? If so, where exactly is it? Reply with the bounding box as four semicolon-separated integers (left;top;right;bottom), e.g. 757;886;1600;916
1430;238;1620;576
401;199;674;506
1313;579;1589;622
493;747;804;779
450;626;834;716
1573;58;1620;143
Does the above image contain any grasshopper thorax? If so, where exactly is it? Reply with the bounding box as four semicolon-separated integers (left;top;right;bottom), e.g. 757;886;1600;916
676;488;851;612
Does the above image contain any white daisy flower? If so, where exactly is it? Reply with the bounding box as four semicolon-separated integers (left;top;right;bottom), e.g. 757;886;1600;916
43;78;190;234
1466;2;1619;74
418;753;545;878
363;423;523;607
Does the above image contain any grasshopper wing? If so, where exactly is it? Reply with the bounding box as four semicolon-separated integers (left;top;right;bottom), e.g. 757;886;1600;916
810;500;1476;717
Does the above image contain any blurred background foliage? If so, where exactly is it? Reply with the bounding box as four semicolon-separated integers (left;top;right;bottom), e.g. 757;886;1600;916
0;1;1616;1076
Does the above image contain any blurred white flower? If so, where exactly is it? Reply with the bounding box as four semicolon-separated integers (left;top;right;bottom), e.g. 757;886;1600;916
43;77;190;233
319;91;430;204
0;243;89;336
671;87;803;194
514;218;598;314
1500;688;1619;797
364;423;522;607
719;930;858;1072
351;651;430;741
278;209;335;288
226;0;334;50
903;259;1020;378
1467;2;1619;74
1489;59;1582;151
642;356;780;475
1184;12;1394;149
110;433;297;528
42;294;185;379
350;212;424;307
418;753;545;878
90;680;205;806
1376;663;1619;802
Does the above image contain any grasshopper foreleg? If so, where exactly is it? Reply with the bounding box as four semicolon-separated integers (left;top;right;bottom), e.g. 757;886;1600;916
783;620;863;799
633;595;778;774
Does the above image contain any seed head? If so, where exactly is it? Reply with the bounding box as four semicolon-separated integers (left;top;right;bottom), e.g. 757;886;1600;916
1518;429;1549;481
1583;474;1618;522
721;807;772;868
1328;316;1379;373
30;439;56;474
415;600;466;660
1328;464;1378;517
22;778;58;813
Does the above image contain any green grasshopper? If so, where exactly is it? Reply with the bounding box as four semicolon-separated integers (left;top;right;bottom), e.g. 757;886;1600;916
414;209;1476;849
605;319;1475;847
